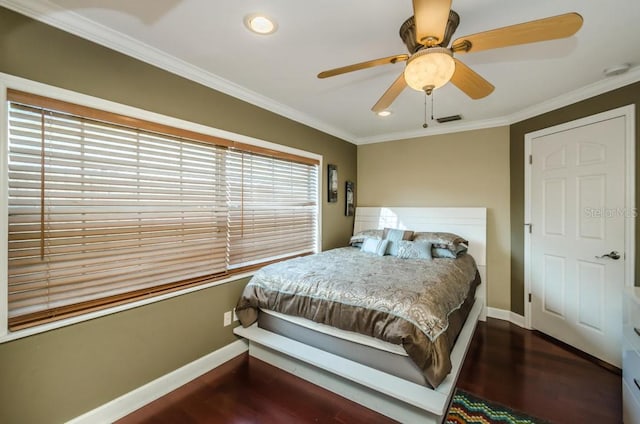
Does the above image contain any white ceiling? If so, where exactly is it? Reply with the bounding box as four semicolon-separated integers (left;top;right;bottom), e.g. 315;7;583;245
3;0;640;144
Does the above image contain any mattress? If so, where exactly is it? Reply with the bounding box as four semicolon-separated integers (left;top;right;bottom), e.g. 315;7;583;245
260;308;408;355
257;278;477;386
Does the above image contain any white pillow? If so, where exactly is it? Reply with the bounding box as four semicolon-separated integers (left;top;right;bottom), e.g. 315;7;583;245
360;237;389;256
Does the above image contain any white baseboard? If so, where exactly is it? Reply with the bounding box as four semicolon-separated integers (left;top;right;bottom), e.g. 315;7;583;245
67;339;249;424
486;307;527;329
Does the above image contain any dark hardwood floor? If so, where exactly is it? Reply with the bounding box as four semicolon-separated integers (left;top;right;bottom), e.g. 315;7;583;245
456;318;621;424
117;318;621;424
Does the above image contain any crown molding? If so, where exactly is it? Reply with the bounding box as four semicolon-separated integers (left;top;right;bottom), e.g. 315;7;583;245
2;0;639;147
352;116;510;145
0;0;358;144
506;67;640;125
353;69;640;145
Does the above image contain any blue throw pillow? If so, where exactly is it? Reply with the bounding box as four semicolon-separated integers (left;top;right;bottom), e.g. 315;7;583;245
361;237;389;256
384;228;413;256
397;240;432;259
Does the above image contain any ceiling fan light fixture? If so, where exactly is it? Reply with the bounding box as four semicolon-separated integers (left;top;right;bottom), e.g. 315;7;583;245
376;110;392;117
404;47;455;92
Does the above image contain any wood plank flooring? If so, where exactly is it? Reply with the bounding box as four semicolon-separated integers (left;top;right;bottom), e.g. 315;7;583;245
457;318;621;424
117;318;621;423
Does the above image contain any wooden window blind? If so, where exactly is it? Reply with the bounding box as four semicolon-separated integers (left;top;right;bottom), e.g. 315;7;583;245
6;91;319;330
226;150;319;268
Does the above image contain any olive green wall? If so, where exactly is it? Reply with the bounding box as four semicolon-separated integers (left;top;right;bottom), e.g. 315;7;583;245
357;127;511;310
510;82;640;315
0;7;356;423
0;280;249;424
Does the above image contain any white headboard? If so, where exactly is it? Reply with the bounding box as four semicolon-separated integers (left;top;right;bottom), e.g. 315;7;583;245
354;207;487;317
354;207;486;266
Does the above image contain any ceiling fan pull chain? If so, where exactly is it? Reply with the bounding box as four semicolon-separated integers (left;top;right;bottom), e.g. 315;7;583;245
422;90;435;128
422;91;429;128
431;90;435;121
423;91;428;128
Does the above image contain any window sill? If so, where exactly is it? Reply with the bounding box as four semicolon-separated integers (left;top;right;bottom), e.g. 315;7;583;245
0;270;255;344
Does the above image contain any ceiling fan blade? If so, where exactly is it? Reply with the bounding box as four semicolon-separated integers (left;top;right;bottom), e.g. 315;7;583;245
371;73;407;113
452;12;583;54
450;59;494;99
317;55;409;78
412;0;452;46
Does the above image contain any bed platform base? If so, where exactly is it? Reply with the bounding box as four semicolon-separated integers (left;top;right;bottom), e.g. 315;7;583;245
233;297;484;423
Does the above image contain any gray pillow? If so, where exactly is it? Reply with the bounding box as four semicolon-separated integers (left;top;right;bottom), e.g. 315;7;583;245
412;232;468;251
432;245;468;258
349;229;384;247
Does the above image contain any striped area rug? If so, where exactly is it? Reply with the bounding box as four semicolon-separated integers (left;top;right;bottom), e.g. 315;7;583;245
446;390;550;424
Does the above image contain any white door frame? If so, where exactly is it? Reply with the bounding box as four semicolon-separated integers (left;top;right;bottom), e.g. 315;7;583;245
524;104;636;329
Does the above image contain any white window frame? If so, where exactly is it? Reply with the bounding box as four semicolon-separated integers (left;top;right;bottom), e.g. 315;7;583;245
0;73;323;342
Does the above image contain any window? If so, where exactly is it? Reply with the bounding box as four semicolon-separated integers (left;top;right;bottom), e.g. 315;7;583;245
6;90;319;331
227;150;318;268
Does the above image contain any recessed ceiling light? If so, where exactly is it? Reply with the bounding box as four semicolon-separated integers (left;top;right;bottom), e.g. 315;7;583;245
377;110;392;117
245;14;277;35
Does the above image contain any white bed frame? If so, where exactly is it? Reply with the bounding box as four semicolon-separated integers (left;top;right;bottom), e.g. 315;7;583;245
234;207;487;423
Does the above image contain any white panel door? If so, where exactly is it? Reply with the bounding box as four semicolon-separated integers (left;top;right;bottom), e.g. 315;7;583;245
531;115;626;367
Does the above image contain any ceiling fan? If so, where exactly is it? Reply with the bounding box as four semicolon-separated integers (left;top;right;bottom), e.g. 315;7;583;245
317;0;583;113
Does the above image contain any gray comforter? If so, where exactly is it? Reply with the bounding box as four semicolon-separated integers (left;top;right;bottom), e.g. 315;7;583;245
236;247;479;388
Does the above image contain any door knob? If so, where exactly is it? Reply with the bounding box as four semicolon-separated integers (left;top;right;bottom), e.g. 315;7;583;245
595;251;621;260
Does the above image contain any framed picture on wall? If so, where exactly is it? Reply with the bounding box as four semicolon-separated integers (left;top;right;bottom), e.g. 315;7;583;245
345;181;355;216
328;164;338;203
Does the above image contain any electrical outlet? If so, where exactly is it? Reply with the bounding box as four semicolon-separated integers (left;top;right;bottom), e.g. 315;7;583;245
223;311;232;326
232;308;238;322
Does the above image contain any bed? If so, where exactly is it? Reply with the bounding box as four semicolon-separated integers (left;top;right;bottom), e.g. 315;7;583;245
233;207;487;423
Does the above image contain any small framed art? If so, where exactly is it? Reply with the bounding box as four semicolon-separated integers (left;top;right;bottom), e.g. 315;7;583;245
328;164;338;203
345;181;355;216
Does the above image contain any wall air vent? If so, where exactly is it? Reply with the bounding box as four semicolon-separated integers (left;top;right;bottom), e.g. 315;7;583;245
436;114;462;123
